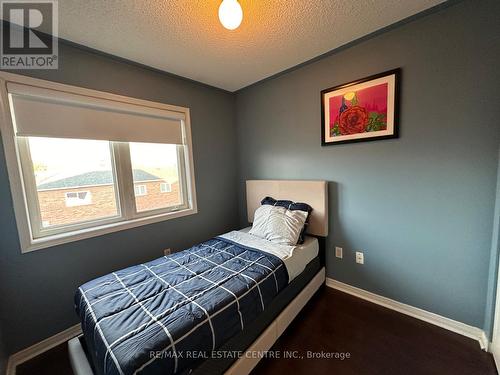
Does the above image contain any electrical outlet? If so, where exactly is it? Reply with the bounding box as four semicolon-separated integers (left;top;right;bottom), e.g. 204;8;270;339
355;251;364;264
164;248;171;256
335;247;343;259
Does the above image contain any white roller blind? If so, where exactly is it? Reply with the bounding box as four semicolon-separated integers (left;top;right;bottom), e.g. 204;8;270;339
7;83;184;144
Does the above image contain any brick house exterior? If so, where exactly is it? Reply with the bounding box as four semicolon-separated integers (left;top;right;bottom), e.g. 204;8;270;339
135;180;180;212
37;170;180;227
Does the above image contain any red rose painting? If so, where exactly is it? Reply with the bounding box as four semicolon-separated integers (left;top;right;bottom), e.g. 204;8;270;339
321;69;399;145
339;106;368;135
329;83;388;137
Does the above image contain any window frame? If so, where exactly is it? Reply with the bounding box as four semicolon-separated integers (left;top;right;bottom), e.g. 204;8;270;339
64;191;92;207
134;184;147;197
0;72;198;253
160;182;172;193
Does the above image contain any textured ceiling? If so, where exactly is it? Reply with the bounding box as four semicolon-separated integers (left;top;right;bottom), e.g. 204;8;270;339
54;0;445;91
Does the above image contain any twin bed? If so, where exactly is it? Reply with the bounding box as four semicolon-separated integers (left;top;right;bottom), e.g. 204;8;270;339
69;180;328;375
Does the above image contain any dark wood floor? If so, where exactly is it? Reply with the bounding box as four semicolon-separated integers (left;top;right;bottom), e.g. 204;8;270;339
17;341;71;375
17;287;497;375
252;287;497;375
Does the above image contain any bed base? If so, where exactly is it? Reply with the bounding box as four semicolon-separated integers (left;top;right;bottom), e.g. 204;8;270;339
225;267;325;374
68;267;325;375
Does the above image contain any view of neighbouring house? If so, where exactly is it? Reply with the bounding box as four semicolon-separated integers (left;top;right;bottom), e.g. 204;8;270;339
37;169;181;227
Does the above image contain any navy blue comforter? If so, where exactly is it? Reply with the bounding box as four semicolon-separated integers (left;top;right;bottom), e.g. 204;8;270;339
75;237;289;375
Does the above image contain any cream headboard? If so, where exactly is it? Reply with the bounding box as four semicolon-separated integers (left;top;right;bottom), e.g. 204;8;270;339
246;180;328;237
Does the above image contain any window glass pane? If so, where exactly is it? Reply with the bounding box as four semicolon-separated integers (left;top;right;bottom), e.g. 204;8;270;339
129;142;182;212
29;137;119;229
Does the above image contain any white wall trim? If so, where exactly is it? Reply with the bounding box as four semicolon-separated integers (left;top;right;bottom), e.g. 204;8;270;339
325;278;487;351
479;331;490;352
6;324;82;375
492;346;500;372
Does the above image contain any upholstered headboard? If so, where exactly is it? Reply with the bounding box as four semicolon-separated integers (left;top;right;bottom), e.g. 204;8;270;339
246;180;328;237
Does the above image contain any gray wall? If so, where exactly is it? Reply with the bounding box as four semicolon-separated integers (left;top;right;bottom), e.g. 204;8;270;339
1;0;499;360
0;42;239;353
235;0;500;330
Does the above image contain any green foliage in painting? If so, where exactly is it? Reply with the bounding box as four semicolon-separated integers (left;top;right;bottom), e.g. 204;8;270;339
331;122;341;136
366;112;386;132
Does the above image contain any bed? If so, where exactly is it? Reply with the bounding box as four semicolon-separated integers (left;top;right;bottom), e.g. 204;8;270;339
69;180;328;375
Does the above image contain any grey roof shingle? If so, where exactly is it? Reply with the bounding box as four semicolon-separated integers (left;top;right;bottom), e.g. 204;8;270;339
37;169;161;190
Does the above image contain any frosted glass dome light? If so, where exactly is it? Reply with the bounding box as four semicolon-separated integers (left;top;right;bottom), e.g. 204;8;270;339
218;0;243;30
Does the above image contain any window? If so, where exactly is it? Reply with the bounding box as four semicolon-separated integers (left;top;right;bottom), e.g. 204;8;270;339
160;182;172;193
0;72;197;252
65;191;92;207
130;143;180;211
30;137;118;230
134;184;147;197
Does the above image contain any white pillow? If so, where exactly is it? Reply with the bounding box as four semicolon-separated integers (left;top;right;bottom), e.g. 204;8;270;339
249;204;308;246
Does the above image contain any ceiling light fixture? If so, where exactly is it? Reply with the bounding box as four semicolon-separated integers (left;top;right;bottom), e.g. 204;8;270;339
218;0;243;30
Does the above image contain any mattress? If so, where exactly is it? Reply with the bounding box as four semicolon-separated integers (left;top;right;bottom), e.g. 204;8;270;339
220;227;319;282
190;257;322;375
75;229;321;375
72;257;323;375
75;237;289;375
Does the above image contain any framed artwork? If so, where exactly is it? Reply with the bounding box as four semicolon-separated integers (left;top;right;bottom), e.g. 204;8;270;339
321;68;400;146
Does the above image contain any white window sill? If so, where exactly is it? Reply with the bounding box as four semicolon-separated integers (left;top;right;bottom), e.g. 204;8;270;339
22;207;198;253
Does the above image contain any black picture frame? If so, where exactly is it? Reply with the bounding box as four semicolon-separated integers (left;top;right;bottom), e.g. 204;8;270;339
321;68;401;146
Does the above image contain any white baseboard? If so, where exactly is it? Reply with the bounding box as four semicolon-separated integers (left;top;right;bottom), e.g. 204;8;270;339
479;331;490;352
6;324;82;375
491;343;500;370
325;278;488;351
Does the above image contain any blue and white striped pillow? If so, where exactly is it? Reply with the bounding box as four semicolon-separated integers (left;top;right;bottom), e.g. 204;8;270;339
249;196;313;245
